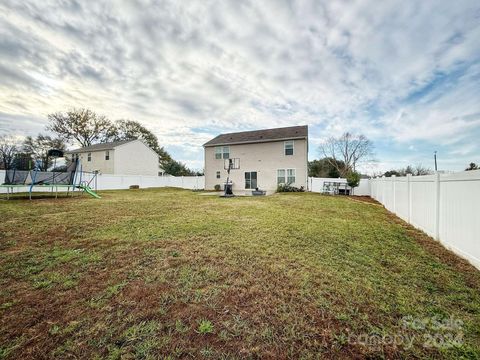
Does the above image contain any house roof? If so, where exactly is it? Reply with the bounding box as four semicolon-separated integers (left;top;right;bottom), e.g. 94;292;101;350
203;125;308;147
66;140;136;153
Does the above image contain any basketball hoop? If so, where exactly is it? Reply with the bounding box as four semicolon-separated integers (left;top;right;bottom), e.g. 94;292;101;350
221;158;240;197
224;158;240;170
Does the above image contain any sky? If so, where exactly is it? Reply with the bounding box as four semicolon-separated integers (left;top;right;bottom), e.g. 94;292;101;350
0;0;479;174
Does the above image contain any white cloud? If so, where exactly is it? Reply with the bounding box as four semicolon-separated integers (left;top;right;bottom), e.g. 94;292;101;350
0;0;479;171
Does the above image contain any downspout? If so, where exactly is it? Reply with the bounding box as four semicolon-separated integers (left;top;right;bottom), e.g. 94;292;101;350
306;135;309;191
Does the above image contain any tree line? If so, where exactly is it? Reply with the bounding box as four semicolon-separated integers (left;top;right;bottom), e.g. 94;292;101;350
0;108;201;176
308;132;478;179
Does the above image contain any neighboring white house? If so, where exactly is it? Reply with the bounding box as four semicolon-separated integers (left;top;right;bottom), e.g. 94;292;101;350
67;140;162;176
204;125;308;193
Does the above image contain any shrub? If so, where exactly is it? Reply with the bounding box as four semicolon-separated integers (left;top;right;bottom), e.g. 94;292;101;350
277;184;305;192
346;171;361;194
346;171;360;188
214;184;221;191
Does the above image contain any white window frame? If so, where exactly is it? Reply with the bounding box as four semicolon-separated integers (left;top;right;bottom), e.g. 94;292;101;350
215;146;230;159
277;168;296;184
277;169;286;184
215;147;222;159
284;140;294;156
216;171;221;179
287;168;296;184
87;152;92;162
105;150;110;160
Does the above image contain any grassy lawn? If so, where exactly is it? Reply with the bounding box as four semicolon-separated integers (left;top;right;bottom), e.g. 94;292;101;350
0;188;479;359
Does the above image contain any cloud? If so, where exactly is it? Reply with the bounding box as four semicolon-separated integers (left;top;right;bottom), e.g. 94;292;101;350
0;0;479;172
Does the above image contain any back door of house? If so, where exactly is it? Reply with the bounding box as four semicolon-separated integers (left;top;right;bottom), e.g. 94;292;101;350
245;171;257;189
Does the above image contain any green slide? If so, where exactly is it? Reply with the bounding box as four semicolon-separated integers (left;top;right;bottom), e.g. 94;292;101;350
78;185;101;199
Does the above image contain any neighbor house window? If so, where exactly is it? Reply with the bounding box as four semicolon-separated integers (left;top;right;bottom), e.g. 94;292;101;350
277;169;295;184
87;152;92;162
216;171;221;179
105;150;110;160
284;140;294;155
277;169;286;184
215;146;230;159
245;172;257;189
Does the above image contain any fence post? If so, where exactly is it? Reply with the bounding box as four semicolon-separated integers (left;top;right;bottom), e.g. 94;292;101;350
434;172;440;240
407;174;412;223
392;175;396;212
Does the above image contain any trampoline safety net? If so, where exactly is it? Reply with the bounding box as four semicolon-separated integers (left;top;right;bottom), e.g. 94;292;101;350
3;161;77;186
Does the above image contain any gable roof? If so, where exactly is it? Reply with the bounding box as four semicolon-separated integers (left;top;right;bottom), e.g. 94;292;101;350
203;125;308;147
67;140;136;153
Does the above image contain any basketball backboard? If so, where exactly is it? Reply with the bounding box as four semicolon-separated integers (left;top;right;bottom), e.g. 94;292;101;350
224;158;240;170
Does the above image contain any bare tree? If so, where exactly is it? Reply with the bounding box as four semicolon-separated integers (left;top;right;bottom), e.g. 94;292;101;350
23;134;66;171
47;108;117;147
320;132;375;177
413;164;432;176
0;136;19;170
383;164;433;177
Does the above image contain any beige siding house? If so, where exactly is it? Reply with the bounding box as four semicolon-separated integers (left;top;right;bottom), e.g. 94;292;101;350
204;126;308;194
68;140;161;176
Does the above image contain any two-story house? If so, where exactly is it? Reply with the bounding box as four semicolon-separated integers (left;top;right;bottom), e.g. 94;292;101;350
203;125;308;194
67;139;162;176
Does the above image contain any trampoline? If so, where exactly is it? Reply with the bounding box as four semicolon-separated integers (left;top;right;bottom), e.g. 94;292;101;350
1;157;100;200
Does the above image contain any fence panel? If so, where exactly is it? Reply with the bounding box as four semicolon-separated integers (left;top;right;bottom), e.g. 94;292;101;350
409;175;436;237
372;171;480;270
394;177;409;221
95;174;205;190
438;171;480;266
383;177;394;212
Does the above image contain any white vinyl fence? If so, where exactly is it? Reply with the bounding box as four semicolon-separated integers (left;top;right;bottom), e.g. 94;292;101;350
93;174;205;190
0;170;205;192
371;170;480;270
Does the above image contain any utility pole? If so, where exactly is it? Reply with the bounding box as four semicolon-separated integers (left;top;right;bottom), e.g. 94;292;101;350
434;151;438;171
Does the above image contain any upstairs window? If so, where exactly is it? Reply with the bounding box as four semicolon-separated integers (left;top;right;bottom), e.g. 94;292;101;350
216;171;221;179
284;141;294;155
215;146;230;159
105;150;110;160
87;152;92;162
